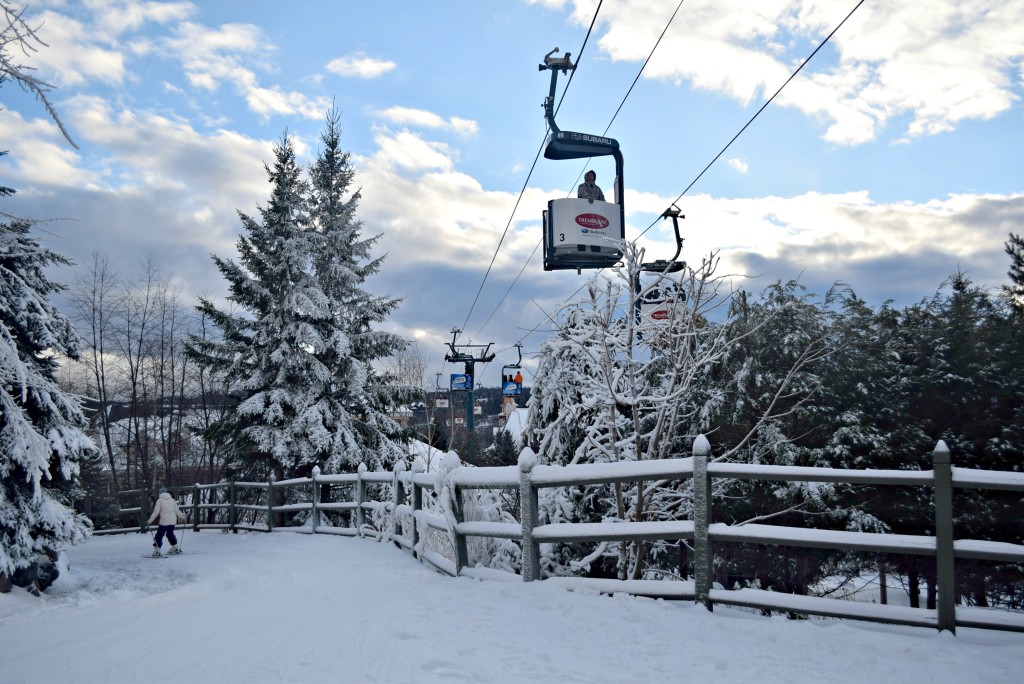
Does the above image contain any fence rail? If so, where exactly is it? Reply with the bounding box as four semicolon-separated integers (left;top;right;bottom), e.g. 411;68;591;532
93;437;1024;635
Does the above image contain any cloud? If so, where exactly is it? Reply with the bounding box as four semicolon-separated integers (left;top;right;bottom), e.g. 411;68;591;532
161;21;329;120
19;3;328;122
727;158;748;174
374;107;479;137
581;0;1024;145
325;53;397;79
0;94;282;306
630;189;1023;308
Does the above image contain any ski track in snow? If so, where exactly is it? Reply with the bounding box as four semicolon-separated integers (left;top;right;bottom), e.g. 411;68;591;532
2;531;1023;684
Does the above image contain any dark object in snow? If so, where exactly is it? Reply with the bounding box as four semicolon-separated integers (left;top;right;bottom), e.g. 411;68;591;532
10;549;60;596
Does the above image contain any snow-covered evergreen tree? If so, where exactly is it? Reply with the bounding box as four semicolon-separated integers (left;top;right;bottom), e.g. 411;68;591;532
1;6;91;578
1004;233;1024;316
306;109;414;472
188;135;323;478
189;122;411;480
1;214;93;576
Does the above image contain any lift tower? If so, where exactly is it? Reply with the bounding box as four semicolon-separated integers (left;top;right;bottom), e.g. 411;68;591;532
444;328;495;438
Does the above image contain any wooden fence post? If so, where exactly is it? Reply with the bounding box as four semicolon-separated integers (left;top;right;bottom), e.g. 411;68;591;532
933;439;956;634
693;435;713;611
229;479;237;533
139;489;149;533
392;461;406;540
311;466;321;534
411;463;424;559
356;463;367;536
192;483;200;532
267;475;276;533
453;484;469;576
519;450;540;582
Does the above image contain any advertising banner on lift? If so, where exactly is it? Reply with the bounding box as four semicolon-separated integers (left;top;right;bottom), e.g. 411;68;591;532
502;381;523;396
450;374;473;391
434;398;449;409
549;198;624;249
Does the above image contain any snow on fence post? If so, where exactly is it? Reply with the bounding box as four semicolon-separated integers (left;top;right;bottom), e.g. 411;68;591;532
392;461;406;540
266;475;276;533
311;466;321;534
192;483;200;532
356;463;367;536
411;462;424;559
229;479;237;533
692;435;713;611
518;448;540;582
933;440;956;634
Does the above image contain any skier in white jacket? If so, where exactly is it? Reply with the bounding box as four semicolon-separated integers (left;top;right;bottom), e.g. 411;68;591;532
147;487;185;557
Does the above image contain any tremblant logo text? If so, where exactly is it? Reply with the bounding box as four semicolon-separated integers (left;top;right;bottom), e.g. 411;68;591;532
575;213;609;230
569;132;613;145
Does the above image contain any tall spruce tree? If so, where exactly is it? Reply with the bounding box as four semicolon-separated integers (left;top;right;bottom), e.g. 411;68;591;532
306;109;413;472
1;213;94;576
190;121;411;479
1004;233;1024;317
189;135;323;479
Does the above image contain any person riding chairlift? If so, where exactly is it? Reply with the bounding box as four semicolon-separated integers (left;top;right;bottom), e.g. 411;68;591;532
577;169;605;202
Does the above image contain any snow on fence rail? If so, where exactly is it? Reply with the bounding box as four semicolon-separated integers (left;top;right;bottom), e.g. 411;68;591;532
93;437;1024;635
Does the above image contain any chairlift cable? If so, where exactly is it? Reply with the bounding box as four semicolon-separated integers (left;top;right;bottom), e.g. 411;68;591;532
506;0;864;347
636;0;866;240
458;1;604;334
476;0;683;337
565;0;687;195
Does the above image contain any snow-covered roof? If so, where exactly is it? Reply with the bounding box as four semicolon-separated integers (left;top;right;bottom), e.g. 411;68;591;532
501;408;530;441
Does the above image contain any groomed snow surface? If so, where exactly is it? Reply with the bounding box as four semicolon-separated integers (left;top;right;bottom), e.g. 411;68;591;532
3;532;1023;684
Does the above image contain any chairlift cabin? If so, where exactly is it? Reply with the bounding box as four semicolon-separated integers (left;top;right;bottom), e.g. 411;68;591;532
539;48;625;272
501;343;524;398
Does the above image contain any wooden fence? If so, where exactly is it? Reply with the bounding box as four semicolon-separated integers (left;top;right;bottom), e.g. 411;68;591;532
95;437;1024;635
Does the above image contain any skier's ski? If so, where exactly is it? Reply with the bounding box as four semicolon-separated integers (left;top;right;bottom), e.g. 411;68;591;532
142;554;167;559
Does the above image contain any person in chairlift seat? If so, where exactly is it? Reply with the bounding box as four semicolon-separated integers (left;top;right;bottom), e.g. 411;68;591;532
577;169;605;202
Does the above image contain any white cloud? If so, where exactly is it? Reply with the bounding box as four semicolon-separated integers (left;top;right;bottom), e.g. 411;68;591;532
0;109;90;188
582;0;1024;145
374;107;479;137
629;188;1021;303
161;21;328;120
376;107;447;129
369;129;454;173
28;10;129;86
727;158;748;174
326;53;397;79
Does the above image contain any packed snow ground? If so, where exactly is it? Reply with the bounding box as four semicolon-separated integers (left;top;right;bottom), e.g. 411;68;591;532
2;532;1023;684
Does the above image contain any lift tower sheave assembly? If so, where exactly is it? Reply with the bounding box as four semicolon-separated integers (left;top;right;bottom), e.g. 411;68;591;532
539;48;626;272
444;328;495;435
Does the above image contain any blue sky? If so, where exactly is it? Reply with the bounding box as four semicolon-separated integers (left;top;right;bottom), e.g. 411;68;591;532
2;0;1022;386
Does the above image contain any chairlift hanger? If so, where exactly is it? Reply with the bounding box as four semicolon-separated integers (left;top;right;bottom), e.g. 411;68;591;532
640;205;685;274
635;206;687;342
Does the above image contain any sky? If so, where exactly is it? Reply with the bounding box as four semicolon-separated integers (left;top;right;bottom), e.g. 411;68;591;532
1;0;1023;387
3;531;1024;683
